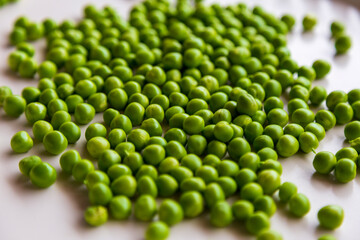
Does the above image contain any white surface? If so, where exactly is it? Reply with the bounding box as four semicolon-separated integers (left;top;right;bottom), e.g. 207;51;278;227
0;0;360;240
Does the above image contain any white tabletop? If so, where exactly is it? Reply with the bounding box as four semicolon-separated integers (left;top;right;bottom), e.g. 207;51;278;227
0;0;360;239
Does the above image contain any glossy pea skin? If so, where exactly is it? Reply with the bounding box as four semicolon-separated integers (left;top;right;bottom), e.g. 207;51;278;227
87;136;110;159
313;151;337;174
318;205;344;229
72;159;94;182
3;95;26;118
84;206;108;227
134;194;157;221
187;135;207;156
159;199;183;226
74;103;95;125
335;35;352;54
278;182;298;203
309;86;327;105
32;120;53;142
276;135;299;158
145;221;169;240
292;108;315;128
19;156;42;177
326;90;347;111
204;182;225;208
59;122;81;144
289;193;311;217
111;175;137;197
59;150;81;174
109;196;132;220
137;176;158;197
11;131;33;153
88;182;113;206
257;148;279;162
29;162;57;188
315;110;336;131
312;60;331;79
283;123;304;138
334;103;353;125
156;174;179;197
241;182;263;202
344;121;360;141
236;92;258;117
254;195;277;217
232;200;254;221
257;169;281;195
245;212;270;235
299;132;319;153
305;122;326;141
334;158;357;183
210;201;233;228
179;191;204;218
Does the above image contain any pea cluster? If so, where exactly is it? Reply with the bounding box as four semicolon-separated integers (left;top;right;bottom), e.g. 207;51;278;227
1;0;357;239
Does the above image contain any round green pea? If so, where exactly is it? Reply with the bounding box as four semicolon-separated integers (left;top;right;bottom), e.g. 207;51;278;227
289;193;311;217
43;131;68;155
318;205;344;229
59;122;81;144
59;150;81;174
334;158;357;183
246;212;270;235
134;194;157;221
313;151;337;174
29;162;57;188
11;131;33;153
278;182;298;203
145;221;169;240
87;136;110;159
84;206;108;227
19;155;42;177
276;135;299;158
3;95;26;118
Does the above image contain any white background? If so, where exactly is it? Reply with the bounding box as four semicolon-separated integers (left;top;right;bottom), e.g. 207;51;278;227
0;0;360;239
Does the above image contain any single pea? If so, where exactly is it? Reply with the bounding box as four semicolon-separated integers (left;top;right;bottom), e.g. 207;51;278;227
284;123;304;138
159;199;183;226
85;170;110;189
299;131;319;153
281;14;296;31
210;201;233;228
0;86;12;106
203;182;225;208
180;177;206;192
312;60;331;79
179;191;204;218
228;137;251;160
43;131;68;155
145;221;169;240
334;158;357;183
142;144;166;166
257;148;278;162
315;110;336;131
318;205;344;230
74;103;95;125
134;194;157;221
19;58;38;78
232;199;254;221
51;110;71;130
246;212;270;235
65;94;84;113
257;169;281;195
24;102;47;124
38;61;57;79
137;175;158;197
216;176;237;198
107;129;126;149
29;162;57;188
110;114;133;134
278;182;298;203
108;88;128;111
3;95;26;118
254;195;277;217
32;120;53;142
59;122;81;144
292;108;315;128
109;196;132;220
276;134;299;158
47;98;68;118
267;108;289;127
11;131;33;153
348;89;360;105
334;103;353;125
186;135;207;156
313;151;337;174
236;92;258;117
352;101;360;120
344;121;360;141
326;90;348;111
241;182;263;202
331;21;345;38
59;150;81;174
305;122;326;141
263;124;284;143
111;175;137;197
87;136;110;159
289;193;311;217
84;206;108;227
207;140;227;159
88;182;112;206
156;174;179;197
19;155;42;177
85;123;107;141
335;34;352;54
303;14;317;31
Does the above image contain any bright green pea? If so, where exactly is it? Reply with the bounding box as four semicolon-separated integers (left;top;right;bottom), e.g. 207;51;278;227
203;182;225;208
313;151;337;174
24;102;47;124
312;60;331;79
156;174;179;197
111;175;137;197
85;123;107;141
254;195;277;217
137;176;158;197
335;35;352;54
228;137;251;160
84;206;108;226
263;124;284;143
299;131;319;153
159;199;183;226
278;182;298;203
257;230;283;240
87;136;110;159
289;193;311;217
236;92;258;116
29;162;57;188
241;182;263;202
85;170;110;189
326;90;348;111
210;201;233;227
59;150;81;174
334;158;357;183
276;134;299;158
213;121;234;142
88;182;112;205
246;212;270;235
292;108;315;128
134;194;157;221
109;195;132;220
3;95;26;118
19;155;42;177
315;110;336;131
43;131;68;155
38;61;57;79
344;121;360;141
59;122;81;144
318;205;344;230
302;14;317;31
51;110;71;130
19;58;38;78
11;131;33;153
74;103;95;125
334;103;353;125
145;221;169;240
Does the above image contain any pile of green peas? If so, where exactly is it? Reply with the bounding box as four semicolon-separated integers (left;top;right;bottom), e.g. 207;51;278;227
2;0;357;239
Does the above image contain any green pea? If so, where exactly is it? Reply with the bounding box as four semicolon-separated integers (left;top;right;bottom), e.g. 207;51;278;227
246;212;270;235
156;174;179;197
111;175;137;197
312;60;331;79
289;193;311;217
29;162;57;188
313;151;337;174
11;131;33;153
210;201;233;227
59;150;81;174
158;199;183;226
292;108;315;128
127;129;150;151
109;196;132;220
267;108;288;127
241;182;263;202
276;134;299;158
134;194;157;221
278;182;298;203
234;168;256;189
254;195;276;216
84;206;108;226
318;234;336;240
258;169;281;195
228;137;251;160
108;88;128;111
334;158;357;183
88;182;112;206
236;92;258;116
145;221;169;240
287;98;309;117
257;230;283;240
344;121;360;141
19;155;42;177
263;124;284;143
216;176;237;198
318;205;344;229
3;95;26;118
326;90;348;111
299;132;319;153
315;110;336;131
334;103;353;125
335;35;352;54
232;200;254;221
74;103;95;125
302;14;317;31
87;136;110;159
